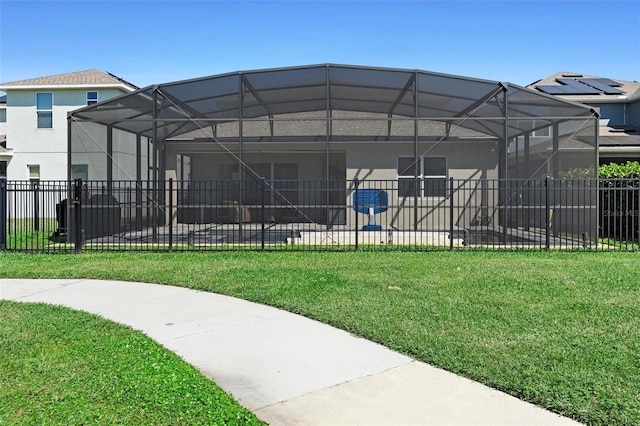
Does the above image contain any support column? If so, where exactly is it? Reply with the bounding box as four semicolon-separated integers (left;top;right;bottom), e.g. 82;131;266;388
524;132;531;229
413;72;419;231
66;118;73;244
136;134;142;231
67;118;72;183
594;114;600;247
325;65;331;230
107;124;113;194
238;75;244;241
501;85;509;244
524;132;531;179
551;123;560;238
152;87;158;242
552;123;560;179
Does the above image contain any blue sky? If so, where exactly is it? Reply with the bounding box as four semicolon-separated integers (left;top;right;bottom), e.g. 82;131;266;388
1;0;638;90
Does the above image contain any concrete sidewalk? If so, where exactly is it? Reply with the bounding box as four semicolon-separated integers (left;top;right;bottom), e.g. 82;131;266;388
1;279;581;425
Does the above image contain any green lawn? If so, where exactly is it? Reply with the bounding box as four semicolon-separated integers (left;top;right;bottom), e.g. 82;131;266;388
1;251;639;425
0;300;263;425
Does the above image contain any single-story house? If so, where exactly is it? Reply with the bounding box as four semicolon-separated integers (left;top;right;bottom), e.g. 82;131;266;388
67;64;600;245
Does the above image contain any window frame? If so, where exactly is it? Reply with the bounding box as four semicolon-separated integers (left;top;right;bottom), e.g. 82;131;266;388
36;92;53;128
71;164;89;181
218;162;299;204
28;164;40;181
397;156;448;198
423;156;448;198
86;91;99;106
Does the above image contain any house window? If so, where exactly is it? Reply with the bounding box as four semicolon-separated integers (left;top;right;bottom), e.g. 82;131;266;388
28;164;40;181
0;160;7;178
87;91;98;105
71;164;88;181
36;92;53;128
218;162;299;204
532;120;550;137
398;156;448;198
0;109;6;123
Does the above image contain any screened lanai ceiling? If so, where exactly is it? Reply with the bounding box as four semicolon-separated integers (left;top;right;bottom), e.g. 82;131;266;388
70;64;597;142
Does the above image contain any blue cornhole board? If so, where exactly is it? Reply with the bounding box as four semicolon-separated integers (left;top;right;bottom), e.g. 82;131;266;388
353;189;388;231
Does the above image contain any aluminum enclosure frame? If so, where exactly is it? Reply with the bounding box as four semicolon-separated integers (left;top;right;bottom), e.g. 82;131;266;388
67;64;599;242
69;64;599;186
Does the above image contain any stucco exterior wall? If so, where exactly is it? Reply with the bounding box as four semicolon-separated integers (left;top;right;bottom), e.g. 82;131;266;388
4;88;128;181
165;139;499;229
339;141;498;229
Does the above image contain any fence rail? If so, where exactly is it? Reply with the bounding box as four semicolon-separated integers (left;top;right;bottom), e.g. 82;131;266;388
1;177;639;252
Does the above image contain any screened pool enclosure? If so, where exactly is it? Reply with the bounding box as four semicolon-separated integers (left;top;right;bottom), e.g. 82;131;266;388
67;64;599;248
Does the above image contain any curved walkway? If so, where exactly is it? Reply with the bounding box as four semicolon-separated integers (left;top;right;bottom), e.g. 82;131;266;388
1;279;581;425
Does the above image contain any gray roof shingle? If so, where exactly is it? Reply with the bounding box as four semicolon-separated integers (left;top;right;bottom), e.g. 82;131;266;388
0;69;137;89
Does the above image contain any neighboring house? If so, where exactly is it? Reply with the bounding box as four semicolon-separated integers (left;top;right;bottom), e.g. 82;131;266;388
0;70;137;181
528;72;640;166
0;95;10;179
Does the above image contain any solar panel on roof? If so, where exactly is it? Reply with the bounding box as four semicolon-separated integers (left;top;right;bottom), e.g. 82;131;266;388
594;78;622;87
537;85;575;95
555;78;601;94
577;78;624;95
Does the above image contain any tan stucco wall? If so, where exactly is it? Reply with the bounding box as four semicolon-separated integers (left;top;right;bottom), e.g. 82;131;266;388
166;139;500;229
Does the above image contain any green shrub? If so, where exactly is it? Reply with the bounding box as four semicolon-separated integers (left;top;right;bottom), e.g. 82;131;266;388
599;161;640;179
599;161;640;242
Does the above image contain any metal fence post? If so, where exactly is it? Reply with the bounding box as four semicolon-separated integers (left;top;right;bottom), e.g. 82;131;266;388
73;178;83;254
545;176;551;251
0;179;6;250
637;183;640;245
33;181;40;232
449;177;454;251
261;177;265;251
168;178;173;252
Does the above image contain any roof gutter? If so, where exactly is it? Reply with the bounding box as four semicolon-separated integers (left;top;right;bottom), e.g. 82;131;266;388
570;95;640;104
600;146;640;154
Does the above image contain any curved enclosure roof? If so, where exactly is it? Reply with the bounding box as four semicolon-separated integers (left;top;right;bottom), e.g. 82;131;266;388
70;64;597;142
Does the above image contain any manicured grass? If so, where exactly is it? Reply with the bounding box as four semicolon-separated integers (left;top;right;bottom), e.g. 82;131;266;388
4;218;60;250
0;300;263;425
1;251;639;425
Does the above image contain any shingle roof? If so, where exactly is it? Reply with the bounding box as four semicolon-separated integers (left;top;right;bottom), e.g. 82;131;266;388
528;72;640;100
0;69;138;89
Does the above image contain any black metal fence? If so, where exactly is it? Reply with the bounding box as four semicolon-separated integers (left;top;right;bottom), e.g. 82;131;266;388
1;177;639;252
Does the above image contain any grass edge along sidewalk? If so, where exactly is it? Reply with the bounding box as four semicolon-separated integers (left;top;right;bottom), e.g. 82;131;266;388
1;250;639;425
0;300;263;425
